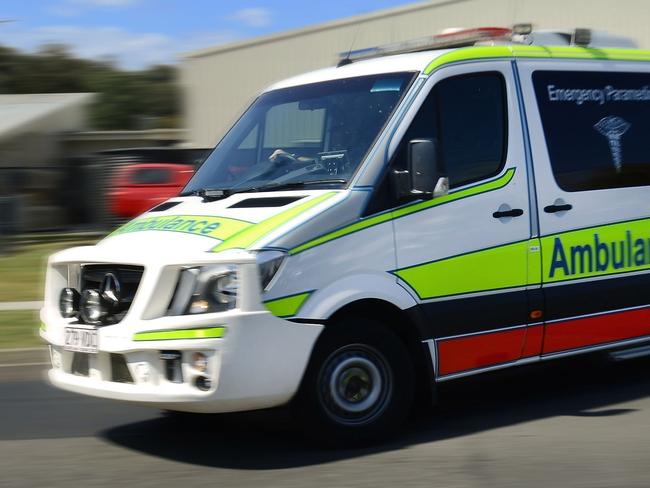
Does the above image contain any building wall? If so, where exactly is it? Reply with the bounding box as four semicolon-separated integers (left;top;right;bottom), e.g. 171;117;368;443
182;0;650;148
61;129;187;156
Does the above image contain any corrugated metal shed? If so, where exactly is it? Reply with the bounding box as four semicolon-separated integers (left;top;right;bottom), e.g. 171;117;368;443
0;93;95;144
182;0;650;148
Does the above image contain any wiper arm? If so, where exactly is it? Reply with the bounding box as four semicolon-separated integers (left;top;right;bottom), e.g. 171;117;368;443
185;179;347;202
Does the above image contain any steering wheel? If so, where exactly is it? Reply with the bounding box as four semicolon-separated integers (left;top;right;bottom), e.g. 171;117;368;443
268;149;299;165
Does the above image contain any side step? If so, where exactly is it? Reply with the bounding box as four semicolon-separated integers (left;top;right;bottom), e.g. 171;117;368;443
608;344;650;362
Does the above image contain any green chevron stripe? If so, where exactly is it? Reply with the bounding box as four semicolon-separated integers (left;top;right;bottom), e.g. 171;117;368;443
289;168;515;255
394;240;535;300
212;192;337;252
264;292;312;318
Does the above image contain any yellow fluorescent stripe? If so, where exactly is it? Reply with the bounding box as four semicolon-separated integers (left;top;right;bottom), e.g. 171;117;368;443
541;217;650;283
133;326;226;341
396;216;650;300
290;168;515;255
424;46;650;75
109;214;252;241
212;192;337;252
264;292;312;318
395;241;531;300
527;238;542;286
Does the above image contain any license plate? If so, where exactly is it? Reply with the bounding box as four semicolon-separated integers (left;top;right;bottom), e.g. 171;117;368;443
64;327;98;353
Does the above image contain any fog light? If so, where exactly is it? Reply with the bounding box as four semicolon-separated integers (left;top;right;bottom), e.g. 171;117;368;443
79;289;107;325
59;288;80;318
191;352;208;373
188;299;210;314
195;376;211;391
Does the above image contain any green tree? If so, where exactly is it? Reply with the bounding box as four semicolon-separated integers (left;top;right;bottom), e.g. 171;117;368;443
0;44;181;130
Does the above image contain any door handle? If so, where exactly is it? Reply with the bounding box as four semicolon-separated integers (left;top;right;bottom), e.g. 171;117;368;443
492;208;524;219
544;203;573;213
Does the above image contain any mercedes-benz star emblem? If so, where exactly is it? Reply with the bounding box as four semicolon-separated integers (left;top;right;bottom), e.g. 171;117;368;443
100;272;121;304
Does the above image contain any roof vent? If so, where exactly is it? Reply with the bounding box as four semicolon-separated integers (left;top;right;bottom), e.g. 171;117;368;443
149;201;181;212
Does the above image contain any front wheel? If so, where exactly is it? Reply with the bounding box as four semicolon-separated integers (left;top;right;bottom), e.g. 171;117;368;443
293;318;414;444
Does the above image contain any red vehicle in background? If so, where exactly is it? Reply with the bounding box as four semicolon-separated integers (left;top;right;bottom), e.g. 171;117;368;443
107;163;194;219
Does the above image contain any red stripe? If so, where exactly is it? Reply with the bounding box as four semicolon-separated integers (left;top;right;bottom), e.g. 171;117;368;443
522;324;544;358
543;307;650;354
437;308;650;377
438;328;526;376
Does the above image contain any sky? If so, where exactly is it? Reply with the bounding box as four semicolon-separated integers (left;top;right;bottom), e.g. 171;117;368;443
0;0;420;69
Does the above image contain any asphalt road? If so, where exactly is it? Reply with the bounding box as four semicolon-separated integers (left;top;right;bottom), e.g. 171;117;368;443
1;350;650;488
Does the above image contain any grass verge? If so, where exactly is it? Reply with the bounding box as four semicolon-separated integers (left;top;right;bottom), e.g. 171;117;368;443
0;240;95;302
0;310;43;349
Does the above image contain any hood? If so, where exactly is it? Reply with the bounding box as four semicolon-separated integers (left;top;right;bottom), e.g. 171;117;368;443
101;190;341;255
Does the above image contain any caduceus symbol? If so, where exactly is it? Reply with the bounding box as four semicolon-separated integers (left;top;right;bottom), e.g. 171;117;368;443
594;116;631;173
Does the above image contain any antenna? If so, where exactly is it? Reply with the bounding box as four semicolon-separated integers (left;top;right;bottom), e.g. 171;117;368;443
338;25;360;67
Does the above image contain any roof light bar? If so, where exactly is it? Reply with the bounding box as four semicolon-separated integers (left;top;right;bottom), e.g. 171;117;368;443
337;25;635;66
339;27;512;63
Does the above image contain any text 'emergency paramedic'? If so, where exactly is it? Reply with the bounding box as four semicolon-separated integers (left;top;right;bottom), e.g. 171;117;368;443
547;85;650;105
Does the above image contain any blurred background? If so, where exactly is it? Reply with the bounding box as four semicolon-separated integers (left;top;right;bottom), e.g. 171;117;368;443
1;1;650;486
0;1;648;348
1;0;649;347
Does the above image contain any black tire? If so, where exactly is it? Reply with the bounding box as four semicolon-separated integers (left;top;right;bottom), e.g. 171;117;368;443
293;317;414;445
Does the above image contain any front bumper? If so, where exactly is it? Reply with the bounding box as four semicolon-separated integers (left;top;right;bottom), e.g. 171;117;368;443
40;246;323;413
42;310;321;413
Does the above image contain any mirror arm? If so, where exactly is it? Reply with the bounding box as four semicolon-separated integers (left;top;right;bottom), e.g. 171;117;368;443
433;176;449;197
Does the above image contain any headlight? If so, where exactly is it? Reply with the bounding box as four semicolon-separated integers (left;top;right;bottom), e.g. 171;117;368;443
59;288;80;318
168;265;239;315
79;289;108;324
209;272;238;305
256;250;287;291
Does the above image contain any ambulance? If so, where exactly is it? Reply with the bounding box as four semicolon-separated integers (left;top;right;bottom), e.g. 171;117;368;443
41;26;650;442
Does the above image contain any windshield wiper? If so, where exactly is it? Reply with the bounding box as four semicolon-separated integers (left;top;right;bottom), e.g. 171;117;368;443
184;179;347;202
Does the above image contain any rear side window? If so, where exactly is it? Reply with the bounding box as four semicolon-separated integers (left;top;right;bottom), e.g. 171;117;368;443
131;167;172;185
533;70;650;191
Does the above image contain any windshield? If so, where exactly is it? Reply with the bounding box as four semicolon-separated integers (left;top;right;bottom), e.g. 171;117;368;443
182;72;415;195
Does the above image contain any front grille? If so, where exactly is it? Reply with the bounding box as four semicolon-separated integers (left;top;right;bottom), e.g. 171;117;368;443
79;265;144;324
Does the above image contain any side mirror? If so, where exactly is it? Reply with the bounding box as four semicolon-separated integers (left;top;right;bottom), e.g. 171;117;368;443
393;138;445;201
408;138;437;197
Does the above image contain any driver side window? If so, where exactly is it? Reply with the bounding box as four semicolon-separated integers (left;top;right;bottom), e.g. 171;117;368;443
367;71;507;215
397;71;507;188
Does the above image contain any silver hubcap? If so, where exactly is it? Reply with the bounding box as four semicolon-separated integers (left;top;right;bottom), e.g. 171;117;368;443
319;345;392;425
329;357;382;413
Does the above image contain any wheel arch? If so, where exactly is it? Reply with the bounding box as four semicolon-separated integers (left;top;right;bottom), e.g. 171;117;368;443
325;298;436;407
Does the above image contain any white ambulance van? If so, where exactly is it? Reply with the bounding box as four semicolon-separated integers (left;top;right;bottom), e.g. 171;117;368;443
41;26;650;442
